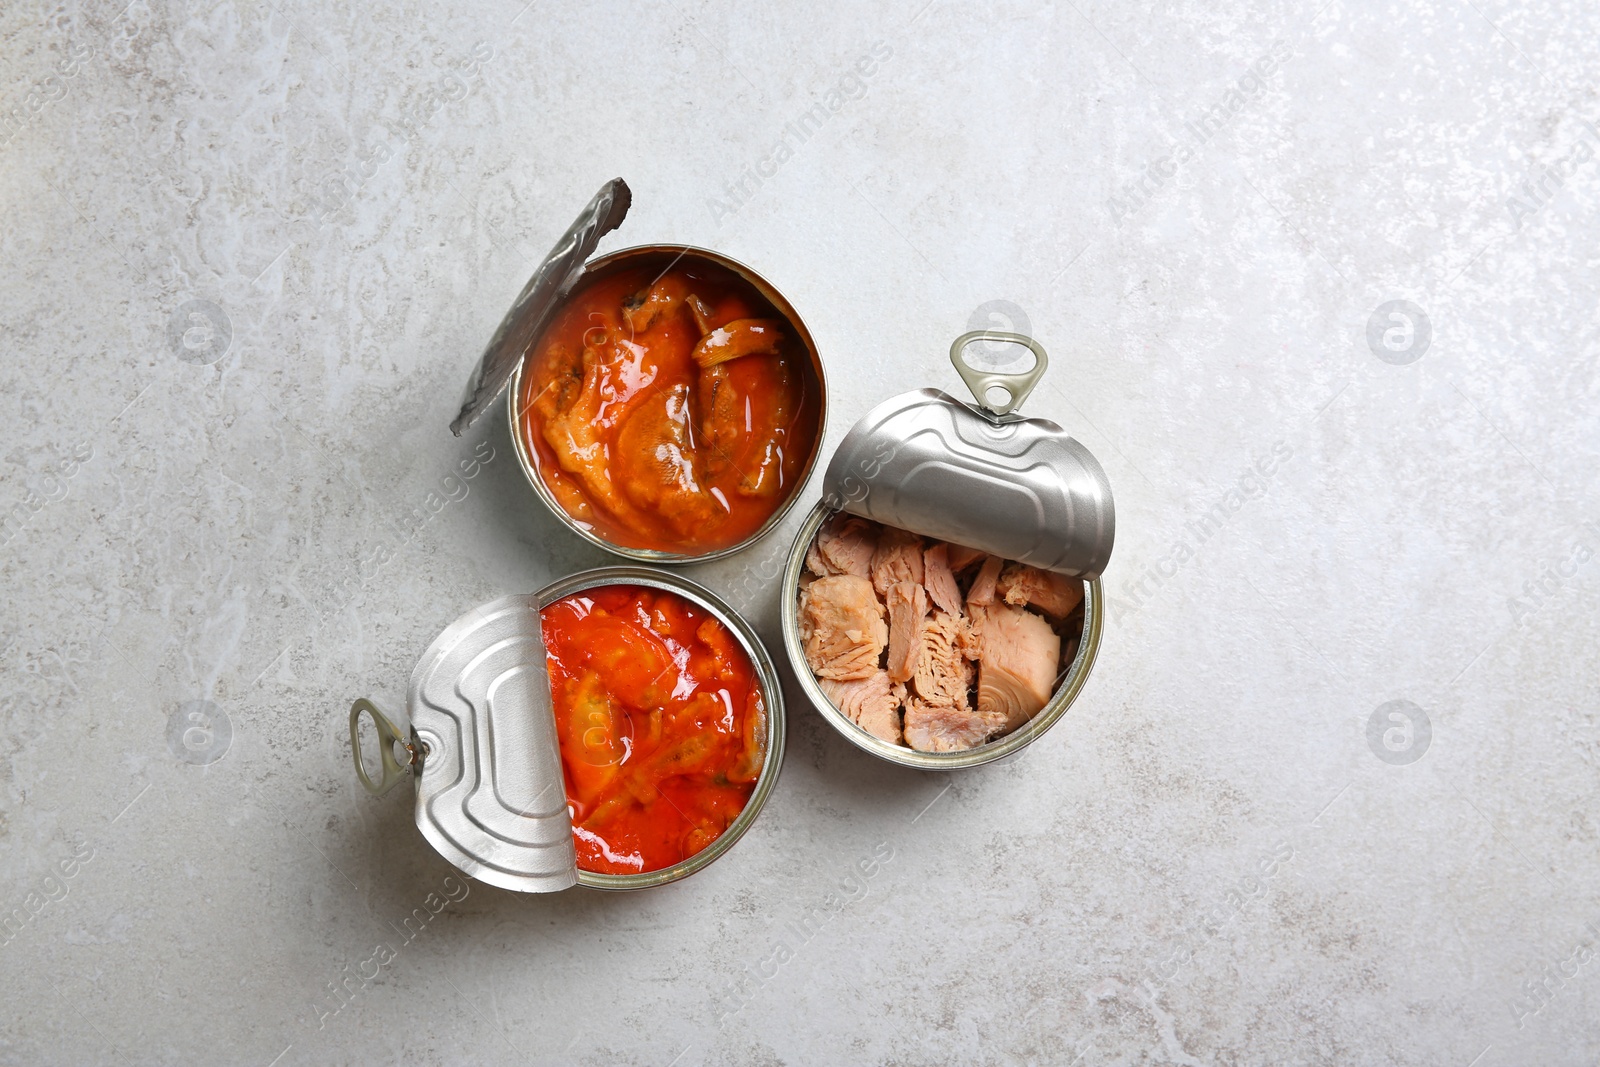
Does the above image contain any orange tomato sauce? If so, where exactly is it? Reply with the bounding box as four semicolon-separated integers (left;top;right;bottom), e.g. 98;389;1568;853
519;260;821;554
542;583;767;875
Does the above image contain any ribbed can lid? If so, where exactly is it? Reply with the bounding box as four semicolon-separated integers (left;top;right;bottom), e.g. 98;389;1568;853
406;594;577;894
820;332;1115;579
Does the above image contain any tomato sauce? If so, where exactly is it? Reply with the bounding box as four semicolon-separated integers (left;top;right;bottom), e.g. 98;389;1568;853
519;260;821;554
542;584;767;875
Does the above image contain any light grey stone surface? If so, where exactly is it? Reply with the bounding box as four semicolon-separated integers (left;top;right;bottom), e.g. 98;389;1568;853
2;0;1597;1064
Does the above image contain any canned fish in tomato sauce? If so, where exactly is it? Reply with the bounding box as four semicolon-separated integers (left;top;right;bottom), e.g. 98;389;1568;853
350;567;786;891
780;332;1114;770
452;179;827;566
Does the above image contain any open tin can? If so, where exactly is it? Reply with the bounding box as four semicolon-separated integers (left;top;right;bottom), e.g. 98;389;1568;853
452;179;827;565
780;332;1115;770
350;566;785;892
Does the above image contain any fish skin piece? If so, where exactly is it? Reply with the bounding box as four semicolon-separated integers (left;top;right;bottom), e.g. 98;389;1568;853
697;362;741;480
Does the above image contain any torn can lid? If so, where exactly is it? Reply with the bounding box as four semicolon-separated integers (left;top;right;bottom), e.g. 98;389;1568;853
820;332;1115;579
406;594;577;893
450;177;632;436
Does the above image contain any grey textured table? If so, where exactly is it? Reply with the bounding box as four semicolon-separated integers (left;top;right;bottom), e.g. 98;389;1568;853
2;0;1597;1064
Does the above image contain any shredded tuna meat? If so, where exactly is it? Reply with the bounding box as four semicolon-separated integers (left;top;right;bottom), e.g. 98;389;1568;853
997;562;1084;618
884;581;928;684
967;555;1003;608
870;527;924;598
911;611;973;709
903;700;1006;753
797;517;1083;752
798;574;886;681
814;514;877;577
820;672;902;744
922;543;963;617
804;538;832;578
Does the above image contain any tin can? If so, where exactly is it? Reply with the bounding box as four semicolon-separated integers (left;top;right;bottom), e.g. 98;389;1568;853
451;178;827;565
779;331;1114;770
350;566;786;891
508;244;827;565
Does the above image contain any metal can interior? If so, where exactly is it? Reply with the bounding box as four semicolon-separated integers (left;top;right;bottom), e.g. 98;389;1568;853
537;565;787;890
509;244;828;566
779;503;1104;771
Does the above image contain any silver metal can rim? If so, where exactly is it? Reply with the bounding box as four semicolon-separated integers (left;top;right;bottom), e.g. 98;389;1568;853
779;503;1104;770
535;565;788;890
507;243;828;566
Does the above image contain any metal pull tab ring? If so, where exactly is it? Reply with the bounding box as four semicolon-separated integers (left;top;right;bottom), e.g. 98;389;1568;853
350;698;417;796
950;331;1048;418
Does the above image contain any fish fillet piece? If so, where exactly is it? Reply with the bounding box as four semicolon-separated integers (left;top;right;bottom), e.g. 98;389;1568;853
967;555;1003;608
884;580;928;684
732;355;800;498
697;363;740;479
998;562;1084;618
922;543;963;616
614;383;727;537
871;527;925;598
537;340;639;522
692;318;785;368
820;671;902;744
910;610;973;709
813;513;878;577
798;574;887;681
697;354;800;497
728;689;768;783
622;274;690;333
974;601;1060;732
903;700;1006;753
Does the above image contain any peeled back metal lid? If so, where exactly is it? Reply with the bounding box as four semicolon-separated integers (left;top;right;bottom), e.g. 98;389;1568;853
822;332;1115;579
450;178;631;436
353;595;579;893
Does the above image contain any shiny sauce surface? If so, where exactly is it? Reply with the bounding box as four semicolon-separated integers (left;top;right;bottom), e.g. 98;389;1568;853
520;261;821;554
543;584;767;875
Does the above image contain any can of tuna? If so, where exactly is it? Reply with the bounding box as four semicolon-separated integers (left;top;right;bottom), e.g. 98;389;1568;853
780;332;1113;769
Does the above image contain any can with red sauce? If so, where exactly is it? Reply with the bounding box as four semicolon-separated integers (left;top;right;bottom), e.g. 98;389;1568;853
452;179;828;565
349;567;785;892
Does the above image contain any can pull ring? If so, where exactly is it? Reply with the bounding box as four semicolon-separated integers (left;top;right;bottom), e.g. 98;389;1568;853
350;698;417;796
950;331;1049;418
